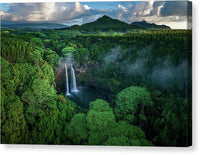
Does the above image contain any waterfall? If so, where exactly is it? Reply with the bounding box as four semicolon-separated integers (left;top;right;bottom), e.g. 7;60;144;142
70;64;78;92
65;64;70;96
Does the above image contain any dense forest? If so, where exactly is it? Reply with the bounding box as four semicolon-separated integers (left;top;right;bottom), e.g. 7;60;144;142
1;17;192;146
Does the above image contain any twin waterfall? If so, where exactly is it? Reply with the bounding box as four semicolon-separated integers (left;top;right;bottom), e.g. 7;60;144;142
65;64;78;96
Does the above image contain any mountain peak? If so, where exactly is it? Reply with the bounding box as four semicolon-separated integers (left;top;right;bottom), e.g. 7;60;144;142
142;20;147;23
100;15;112;20
95;16;143;29
62;15;143;31
95;15;118;24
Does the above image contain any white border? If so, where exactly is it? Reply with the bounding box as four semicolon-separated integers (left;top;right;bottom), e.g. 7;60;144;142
1;0;200;154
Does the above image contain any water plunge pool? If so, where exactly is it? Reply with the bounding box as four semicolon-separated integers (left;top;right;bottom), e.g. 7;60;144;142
66;86;110;108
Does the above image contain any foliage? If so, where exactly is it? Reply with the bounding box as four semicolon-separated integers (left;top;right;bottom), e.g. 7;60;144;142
66;113;88;144
104;136;130;146
1;36;33;63
1;94;27;144
1;27;192;146
115;86;153;127
86;99;116;145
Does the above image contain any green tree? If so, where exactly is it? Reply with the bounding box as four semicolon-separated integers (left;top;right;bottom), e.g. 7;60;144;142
21;79;59;144
61;46;76;57
115;86;154;127
30;37;43;47
66;113;88;144
1;94;27;144
30;46;44;63
21;79;57;105
104;136;130;146
74;48;89;64
153;95;191;146
86;99;116;145
44;49;60;67
109;121;153;146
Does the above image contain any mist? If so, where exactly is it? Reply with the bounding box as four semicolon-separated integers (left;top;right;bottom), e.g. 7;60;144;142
104;46;124;65
103;46;189;91
151;58;188;90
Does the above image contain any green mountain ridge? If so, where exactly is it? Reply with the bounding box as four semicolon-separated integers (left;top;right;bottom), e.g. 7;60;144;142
1;16;171;31
61;15;142;32
131;20;171;29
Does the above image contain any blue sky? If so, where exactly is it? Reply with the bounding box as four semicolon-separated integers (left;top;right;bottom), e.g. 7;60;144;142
1;2;140;11
1;3;10;11
80;1;139;10
0;1;192;29
80;2;120;10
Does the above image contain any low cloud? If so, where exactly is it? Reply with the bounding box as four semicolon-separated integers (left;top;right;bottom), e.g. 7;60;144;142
104;47;123;65
151;58;188;90
104;46;188;91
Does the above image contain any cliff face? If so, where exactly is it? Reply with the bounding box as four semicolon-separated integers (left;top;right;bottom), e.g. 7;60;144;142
55;62;99;92
55;66;66;92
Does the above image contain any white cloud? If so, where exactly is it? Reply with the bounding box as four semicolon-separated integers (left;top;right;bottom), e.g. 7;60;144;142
1;1;192;29
74;2;82;13
117;4;128;20
118;4;128;12
1;3;57;21
0;11;7;16
113;1;191;29
83;5;90;10
143;1;154;15
1;2;90;22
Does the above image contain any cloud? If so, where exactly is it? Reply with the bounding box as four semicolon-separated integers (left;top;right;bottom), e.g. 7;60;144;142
150;1;165;16
111;1;191;29
118;4;128;12
1;1;192;29
160;1;192;17
127;1;154;16
1;3;56;21
83;4;91;10
1;2;91;22
116;4;128;19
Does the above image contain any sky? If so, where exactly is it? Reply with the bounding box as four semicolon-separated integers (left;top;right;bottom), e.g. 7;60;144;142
0;1;192;29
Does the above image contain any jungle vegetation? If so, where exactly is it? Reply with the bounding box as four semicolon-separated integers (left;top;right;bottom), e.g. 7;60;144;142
1;17;192;146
